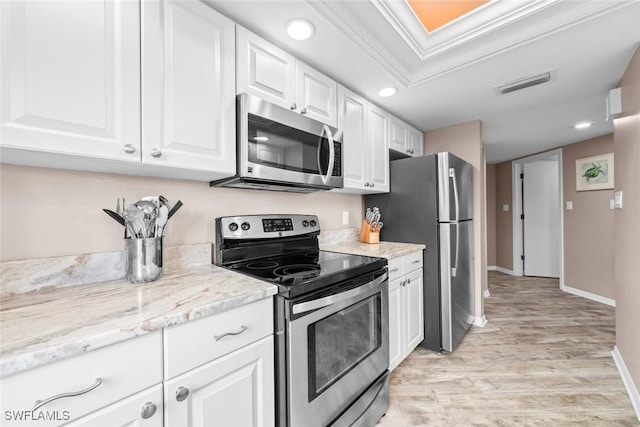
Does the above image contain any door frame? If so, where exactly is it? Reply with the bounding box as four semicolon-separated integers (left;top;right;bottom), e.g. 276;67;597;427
511;149;564;287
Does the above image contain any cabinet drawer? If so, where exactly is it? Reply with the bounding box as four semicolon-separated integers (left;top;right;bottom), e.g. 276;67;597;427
403;251;423;274
0;332;162;426
164;298;273;379
388;257;403;281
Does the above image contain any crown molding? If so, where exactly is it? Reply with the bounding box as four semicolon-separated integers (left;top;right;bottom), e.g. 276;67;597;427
304;0;413;85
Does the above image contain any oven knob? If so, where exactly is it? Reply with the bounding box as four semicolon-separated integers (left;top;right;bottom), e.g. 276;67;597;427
228;222;238;232
302;220;309;227
310;220;317;227
241;222;251;231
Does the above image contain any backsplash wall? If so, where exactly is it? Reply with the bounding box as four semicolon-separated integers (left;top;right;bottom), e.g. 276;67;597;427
0;164;363;261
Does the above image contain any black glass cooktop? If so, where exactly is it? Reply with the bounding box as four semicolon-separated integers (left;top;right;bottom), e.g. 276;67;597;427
228;250;387;298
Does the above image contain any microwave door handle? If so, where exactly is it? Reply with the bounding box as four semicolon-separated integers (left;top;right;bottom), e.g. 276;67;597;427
292;272;387;315
318;125;335;185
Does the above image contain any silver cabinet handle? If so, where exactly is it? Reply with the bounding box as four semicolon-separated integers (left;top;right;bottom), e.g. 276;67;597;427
214;325;248;341
176;387;189;402
150;148;162;158
123;144;136;154
300;107;307;115
400;279;406;287
364;182;370;187
412;260;421;264
33;378;102;411
407;278;411;284
390;268;399;273
371;182;375;188
140;402;157;419
290;103;297;110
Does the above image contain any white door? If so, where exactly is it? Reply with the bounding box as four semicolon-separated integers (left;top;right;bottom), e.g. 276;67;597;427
523;160;560;277
389;116;408;154
165;336;275;427
142;0;236;179
337;85;368;191
367;104;390;192
65;385;163;427
0;0;140;161
236;27;296;109
296;61;337;127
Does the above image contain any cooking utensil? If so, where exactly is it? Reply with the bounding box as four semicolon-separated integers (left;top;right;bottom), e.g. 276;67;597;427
167;200;183;219
102;209;125;226
155;205;169;238
124;205;146;238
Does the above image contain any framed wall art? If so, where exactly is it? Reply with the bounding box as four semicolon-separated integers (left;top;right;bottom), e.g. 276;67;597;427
576;152;614;191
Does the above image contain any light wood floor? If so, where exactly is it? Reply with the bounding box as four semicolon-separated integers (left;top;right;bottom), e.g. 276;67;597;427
378;272;638;426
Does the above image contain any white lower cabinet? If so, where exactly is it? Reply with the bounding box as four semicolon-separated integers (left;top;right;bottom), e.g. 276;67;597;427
0;332;163;427
65;384;163;427
163;297;275;427
164;336;275;426
388;252;424;371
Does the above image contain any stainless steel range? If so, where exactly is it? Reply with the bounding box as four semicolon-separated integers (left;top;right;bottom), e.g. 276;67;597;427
214;214;389;427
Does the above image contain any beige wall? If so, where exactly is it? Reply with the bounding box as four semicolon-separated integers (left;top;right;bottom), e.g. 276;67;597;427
495;161;513;271
613;46;640;403
0;164;362;261
562;135;615;300
486;164;497;266
424;120;486;321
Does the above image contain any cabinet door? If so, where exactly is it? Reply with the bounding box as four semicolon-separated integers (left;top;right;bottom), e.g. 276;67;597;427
389;116;408;154
142;0;236;179
0;0;140;161
404;268;424;353
367;104;390;192
296;61;337;127
165;336;275;427
65;385;163;427
408;126;424;156
337;85;368;191
388;277;404;371
236;27;296;110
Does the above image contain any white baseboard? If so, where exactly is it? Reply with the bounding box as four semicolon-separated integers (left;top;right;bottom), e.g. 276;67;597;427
612;346;640;421
488;265;515;275
473;315;487;327
561;284;616;307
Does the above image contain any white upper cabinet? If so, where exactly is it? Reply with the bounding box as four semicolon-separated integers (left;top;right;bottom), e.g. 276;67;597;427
0;0;141;162
237;26;337;127
389;115;423;157
336;85;389;194
142;0;236;180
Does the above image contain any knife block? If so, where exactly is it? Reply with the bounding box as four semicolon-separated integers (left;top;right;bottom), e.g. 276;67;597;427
359;220;380;244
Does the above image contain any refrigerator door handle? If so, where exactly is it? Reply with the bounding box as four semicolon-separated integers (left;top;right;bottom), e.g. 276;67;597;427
449;168;460;277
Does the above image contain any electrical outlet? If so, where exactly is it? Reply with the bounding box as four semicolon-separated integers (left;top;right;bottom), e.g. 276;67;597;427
566;201;573;210
342;211;349;225
502;204;509;212
614;191;623;209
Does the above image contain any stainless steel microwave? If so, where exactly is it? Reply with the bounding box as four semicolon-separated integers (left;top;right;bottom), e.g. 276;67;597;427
211;93;343;193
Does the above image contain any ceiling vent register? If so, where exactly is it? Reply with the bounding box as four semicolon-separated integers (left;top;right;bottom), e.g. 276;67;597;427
495;71;556;95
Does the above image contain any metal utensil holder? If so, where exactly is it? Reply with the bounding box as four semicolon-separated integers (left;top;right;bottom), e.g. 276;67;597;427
125;237;163;283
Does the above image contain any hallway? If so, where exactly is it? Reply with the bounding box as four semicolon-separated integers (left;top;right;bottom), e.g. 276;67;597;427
378;272;637;426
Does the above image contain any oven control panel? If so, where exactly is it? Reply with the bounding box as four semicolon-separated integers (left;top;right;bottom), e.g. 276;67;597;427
216;214;320;240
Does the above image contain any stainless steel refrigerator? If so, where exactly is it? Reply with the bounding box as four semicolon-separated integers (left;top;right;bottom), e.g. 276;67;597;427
365;152;474;352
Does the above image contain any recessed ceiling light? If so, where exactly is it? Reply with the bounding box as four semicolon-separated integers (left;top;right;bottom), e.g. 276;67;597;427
574;122;592;129
286;19;315;41
378;87;397;97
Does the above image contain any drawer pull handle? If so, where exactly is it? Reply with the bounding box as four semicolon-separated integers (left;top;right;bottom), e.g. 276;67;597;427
390;268;399;273
412;260;421;264
214;325;248;341
141;402;157;419
176;387;190;402
33;378;102;411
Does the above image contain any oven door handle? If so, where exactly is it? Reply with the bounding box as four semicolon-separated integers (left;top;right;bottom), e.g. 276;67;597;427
292;272;387;315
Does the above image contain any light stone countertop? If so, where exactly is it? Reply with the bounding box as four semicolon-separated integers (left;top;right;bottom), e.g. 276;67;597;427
0;237;422;379
0;264;277;378
320;240;425;259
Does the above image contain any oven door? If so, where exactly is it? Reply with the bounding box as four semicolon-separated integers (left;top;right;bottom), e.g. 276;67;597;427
287;270;389;427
